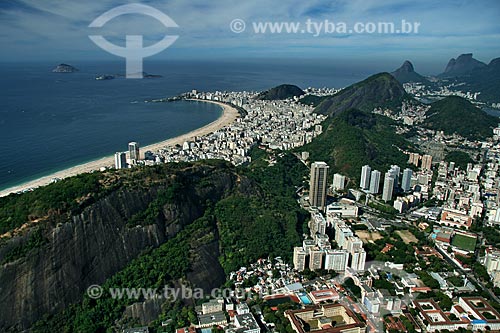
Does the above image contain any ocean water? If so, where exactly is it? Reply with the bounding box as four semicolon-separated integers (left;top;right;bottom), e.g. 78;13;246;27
0;60;371;190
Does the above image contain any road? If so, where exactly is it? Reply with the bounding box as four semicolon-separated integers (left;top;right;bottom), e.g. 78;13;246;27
434;244;500;303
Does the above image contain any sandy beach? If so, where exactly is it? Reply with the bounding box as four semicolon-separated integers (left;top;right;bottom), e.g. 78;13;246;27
0;100;239;198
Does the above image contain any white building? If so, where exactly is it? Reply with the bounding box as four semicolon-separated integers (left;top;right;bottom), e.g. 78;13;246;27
326;201;359;218
128;141;140;160
350;250;366;271
324;250;349;272
369;170;381;194
402;168;413;192
333;173;346;191
335;223;353;249
293;247;307;272
382;172;395;202
114;152;127;169
360;165;371;190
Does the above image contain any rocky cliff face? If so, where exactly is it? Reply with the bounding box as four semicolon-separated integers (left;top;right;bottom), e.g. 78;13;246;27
0;164;238;331
439;53;486;77
391;60;430;84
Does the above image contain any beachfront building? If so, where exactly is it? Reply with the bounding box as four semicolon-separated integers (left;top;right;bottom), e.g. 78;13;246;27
114;152;127;169
128;141;140;161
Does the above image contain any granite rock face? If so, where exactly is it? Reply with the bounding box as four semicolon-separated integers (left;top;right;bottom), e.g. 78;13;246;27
0;165;238;331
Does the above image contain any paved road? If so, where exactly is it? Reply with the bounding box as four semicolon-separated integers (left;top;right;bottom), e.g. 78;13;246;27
434;244;500;303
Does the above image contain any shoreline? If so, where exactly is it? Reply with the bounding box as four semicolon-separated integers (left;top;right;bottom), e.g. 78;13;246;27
0;99;239;198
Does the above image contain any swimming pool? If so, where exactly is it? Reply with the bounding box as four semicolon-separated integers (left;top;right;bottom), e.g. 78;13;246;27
297;292;312;305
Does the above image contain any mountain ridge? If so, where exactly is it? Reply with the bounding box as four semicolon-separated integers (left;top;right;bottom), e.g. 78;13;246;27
423;96;498;139
314;72;408;116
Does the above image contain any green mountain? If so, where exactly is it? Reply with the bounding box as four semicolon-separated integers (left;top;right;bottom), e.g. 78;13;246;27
423;96;498;140
299;94;331;107
391;60;431;85
299;108;411;182
438;53;486;78
315;73;408;116
0;157;308;331
257;84;305;100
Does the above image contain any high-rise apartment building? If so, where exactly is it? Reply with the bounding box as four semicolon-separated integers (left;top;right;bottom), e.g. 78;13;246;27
128;141;140;161
369;170;381;194
310;162;329;210
114;152;127;169
360;165;371;190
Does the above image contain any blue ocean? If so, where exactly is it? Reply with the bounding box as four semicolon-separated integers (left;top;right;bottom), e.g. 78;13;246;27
0;60;377;190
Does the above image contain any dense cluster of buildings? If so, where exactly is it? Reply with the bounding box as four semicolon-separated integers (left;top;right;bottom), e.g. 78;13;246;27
413;297;500;332
285;304;365;333
373;101;430;125
433;161;483;230
158;91;325;165
482;133;500;226
294;162;367;274
485;247;500;288
189;297;261;333
115;91;326;168
114;141;141;169
116;86;500;333
403;82;482;103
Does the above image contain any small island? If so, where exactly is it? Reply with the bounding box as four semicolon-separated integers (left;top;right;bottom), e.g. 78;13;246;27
95;75;115;81
52;63;78;73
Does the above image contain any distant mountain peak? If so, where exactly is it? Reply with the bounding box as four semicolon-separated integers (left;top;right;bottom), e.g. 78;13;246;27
440;53;486;77
391;60;429;84
400;60;415;72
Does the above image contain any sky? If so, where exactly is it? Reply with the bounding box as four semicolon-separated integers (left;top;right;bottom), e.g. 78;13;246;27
1;0;499;74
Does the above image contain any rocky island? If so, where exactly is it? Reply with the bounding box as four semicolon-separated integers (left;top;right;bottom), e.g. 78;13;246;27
52;63;78;73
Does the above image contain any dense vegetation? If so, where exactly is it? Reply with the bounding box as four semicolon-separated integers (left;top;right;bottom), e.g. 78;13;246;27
299;109;411;183
217;152;309;272
257;84;305;100
342;277;361;299
0;173;107;234
423;96;498;140
314;73;408;116
299;94;330;107
126;182;182;227
444;151;473;170
28;152;310;332
1;226;48;264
